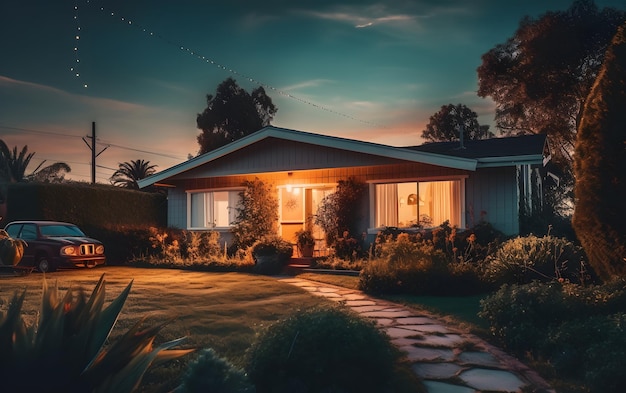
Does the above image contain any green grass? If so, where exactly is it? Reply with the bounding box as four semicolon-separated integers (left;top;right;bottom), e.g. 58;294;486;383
0;267;424;393
297;272;489;330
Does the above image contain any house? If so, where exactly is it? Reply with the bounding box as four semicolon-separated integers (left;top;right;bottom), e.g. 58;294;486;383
138;126;548;249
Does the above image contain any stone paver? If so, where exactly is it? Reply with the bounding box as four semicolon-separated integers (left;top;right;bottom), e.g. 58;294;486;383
279;277;555;393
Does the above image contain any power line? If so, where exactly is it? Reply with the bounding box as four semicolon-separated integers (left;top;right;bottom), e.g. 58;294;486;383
93;3;386;128
0;123;187;161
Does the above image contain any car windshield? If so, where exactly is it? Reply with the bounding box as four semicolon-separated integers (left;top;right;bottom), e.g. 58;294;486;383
39;224;86;237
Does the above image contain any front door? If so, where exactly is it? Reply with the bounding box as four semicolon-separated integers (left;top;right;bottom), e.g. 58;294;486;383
279;185;334;255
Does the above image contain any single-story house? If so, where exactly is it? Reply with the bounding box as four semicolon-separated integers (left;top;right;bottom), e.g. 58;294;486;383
138;126;548;250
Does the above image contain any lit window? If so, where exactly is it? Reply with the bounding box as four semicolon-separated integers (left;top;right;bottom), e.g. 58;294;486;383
189;190;241;229
375;180;461;228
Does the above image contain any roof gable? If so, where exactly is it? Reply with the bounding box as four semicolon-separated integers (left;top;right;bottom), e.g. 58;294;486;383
138;126;478;187
138;127;548;188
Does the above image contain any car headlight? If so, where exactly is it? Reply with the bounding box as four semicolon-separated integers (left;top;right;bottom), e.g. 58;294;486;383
61;246;77;256
96;245;105;255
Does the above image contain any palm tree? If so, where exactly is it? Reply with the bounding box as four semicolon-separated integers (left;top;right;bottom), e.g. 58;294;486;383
110;159;157;189
0;140;71;183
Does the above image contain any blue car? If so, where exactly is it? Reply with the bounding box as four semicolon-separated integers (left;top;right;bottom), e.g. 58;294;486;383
5;220;106;272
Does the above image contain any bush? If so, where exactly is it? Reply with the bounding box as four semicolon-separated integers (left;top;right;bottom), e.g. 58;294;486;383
478;279;626;393
178;348;254;393
245;305;399;393
250;235;293;275
359;233;488;296
480;234;588;286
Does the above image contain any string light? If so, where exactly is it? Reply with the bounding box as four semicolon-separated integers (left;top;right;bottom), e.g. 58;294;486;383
92;4;385;128
71;1;88;88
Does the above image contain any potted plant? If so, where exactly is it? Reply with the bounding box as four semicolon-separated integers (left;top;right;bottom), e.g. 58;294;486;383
251;235;293;275
295;229;315;258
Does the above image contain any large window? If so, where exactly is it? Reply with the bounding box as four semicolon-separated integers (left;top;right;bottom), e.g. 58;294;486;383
375;180;461;228
188;190;241;229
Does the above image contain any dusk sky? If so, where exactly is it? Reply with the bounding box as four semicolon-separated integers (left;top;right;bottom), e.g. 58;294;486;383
1;0;623;183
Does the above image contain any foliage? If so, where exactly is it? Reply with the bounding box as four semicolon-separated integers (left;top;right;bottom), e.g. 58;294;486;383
421;103;494;142
294;228;314;247
479;279;626;392
4;182;166;230
481;234;589;285
0;274;193;393
177;348;254;393
572;21;626;280
244;304;401;393
309;256;365;271
250;235;293;275
0;140;70;183
360;232;488;296
314;177;367;246
231;178;278;251
110;159;157;190
0;229;26;265
477;0;626;216
196;77;277;154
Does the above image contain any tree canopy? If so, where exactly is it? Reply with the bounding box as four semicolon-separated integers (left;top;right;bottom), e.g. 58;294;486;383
477;0;626;214
421;103;494;143
110;159;157;189
572;21;626;280
196;78;277;155
0;140;71;183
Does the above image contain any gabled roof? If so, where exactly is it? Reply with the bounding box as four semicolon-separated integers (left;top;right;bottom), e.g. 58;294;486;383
138;126;478;188
407;134;548;168
138;126;547;188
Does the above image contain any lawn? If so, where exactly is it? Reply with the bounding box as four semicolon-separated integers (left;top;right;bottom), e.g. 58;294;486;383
0;267;423;393
0;267;325;392
297;272;489;330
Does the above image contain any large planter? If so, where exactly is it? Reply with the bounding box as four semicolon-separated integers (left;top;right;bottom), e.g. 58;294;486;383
253;254;284;275
298;243;314;258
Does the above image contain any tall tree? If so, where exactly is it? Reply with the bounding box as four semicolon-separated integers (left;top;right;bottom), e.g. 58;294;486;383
196;78;277;154
0;140;70;183
421;103;494;143
477;0;626;214
110;159;157;189
572;22;626;280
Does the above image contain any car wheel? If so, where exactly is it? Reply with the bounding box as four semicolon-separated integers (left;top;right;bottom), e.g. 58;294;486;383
36;256;56;273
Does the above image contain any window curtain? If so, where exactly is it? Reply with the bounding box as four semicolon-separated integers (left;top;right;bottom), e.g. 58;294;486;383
427;181;460;227
376;184;398;227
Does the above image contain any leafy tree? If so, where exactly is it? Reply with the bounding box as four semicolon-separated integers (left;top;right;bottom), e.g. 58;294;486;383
314;178;367;246
110;159;157;189
27;162;71;183
572;22;626;280
196;78;277;154
0;140;70;183
421;103;494;143
477;0;626;214
230;178;278;250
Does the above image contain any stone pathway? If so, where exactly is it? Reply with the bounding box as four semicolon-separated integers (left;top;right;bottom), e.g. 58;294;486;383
279;277;555;393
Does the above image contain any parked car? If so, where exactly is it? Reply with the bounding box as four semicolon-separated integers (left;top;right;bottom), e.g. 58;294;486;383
4;221;106;272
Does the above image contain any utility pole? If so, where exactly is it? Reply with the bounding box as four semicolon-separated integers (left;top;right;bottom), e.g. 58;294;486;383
82;122;109;184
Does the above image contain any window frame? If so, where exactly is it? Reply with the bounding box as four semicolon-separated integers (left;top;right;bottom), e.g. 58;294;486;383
186;188;243;230
368;176;466;233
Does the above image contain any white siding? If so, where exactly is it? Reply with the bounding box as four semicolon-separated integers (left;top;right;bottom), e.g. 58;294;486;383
167;188;187;229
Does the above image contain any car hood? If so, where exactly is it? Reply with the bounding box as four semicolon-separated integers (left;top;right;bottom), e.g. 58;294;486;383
48;236;102;245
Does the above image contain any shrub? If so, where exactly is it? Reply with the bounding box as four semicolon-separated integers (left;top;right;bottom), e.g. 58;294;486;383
178;348;254;393
359;233;487;295
250;235;293;275
245;305;399;393
231;178;279;250
314;178;367;246
572;22;626;280
479;279;626;392
480;234;587;285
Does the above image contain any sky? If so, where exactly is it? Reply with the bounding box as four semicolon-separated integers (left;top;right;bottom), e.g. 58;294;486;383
1;0;623;183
